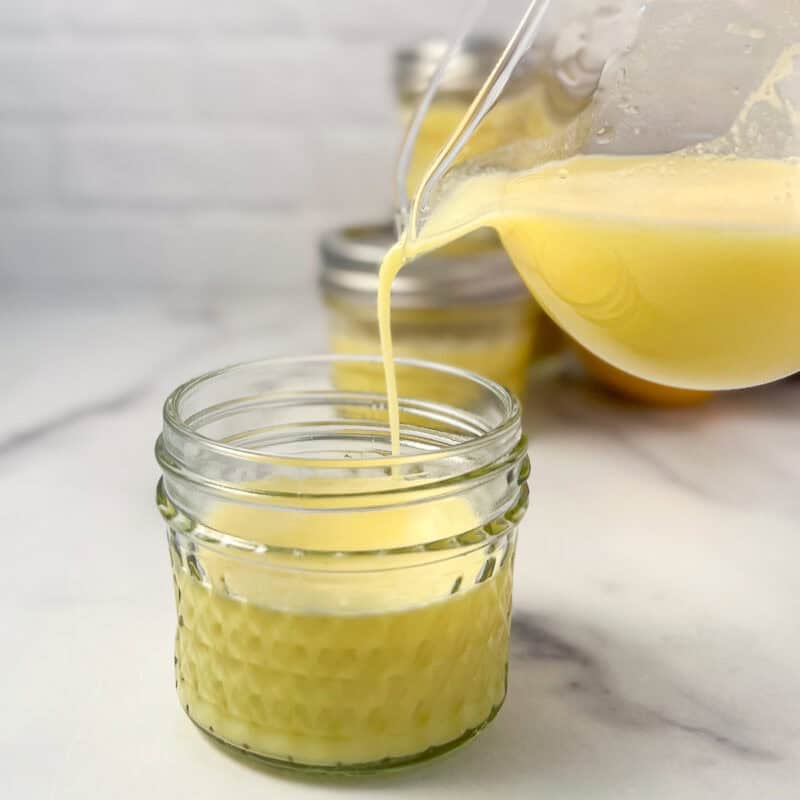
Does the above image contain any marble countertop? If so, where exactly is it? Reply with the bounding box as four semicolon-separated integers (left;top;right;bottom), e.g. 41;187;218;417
4;286;799;799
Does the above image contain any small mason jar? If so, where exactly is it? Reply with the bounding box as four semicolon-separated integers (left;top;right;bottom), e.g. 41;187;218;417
155;356;529;774
320;224;540;400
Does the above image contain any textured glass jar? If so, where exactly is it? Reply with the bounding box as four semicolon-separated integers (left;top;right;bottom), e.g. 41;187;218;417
320;224;540;400
155;356;529;775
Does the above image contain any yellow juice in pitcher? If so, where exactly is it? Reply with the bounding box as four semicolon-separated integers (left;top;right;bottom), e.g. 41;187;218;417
496;155;800;390
378;153;800;451
379;45;800;450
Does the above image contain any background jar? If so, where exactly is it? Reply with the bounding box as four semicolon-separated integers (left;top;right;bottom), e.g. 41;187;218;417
394;39;566;362
320;224;540;400
155;356;529;774
395;37;504;197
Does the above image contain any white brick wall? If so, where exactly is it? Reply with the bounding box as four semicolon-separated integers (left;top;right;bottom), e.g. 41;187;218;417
0;127;52;203
0;43;190;119
0;2;57;34
0;0;470;291
66;0;311;36
59;127;313;207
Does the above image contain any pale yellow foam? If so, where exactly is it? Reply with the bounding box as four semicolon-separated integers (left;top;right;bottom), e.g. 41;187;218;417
408;154;800;392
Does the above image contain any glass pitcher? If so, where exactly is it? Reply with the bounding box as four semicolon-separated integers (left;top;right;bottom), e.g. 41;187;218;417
395;0;800;390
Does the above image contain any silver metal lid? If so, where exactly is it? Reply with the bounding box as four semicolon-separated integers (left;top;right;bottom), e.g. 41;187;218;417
394;37;505;100
319;223;530;308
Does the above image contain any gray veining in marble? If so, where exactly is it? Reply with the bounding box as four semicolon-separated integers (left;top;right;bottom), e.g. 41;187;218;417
511;613;776;761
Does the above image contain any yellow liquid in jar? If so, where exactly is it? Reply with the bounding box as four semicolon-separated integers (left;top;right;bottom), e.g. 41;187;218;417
329;303;537;400
332;327;532;398
173;495;513;768
402;81;559;197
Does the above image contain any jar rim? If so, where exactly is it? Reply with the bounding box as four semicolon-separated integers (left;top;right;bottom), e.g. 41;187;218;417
394;36;505;99
318;222;530;307
161;354;521;471
156;355;529;561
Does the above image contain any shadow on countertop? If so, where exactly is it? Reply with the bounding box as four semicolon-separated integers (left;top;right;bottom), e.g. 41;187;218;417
200;610;779;796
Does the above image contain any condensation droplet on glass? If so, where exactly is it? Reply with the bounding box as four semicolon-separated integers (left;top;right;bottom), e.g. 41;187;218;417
594;126;613;144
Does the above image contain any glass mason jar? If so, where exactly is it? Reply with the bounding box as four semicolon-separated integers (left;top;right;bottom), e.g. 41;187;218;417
320;223;541;401
155;356;530;775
